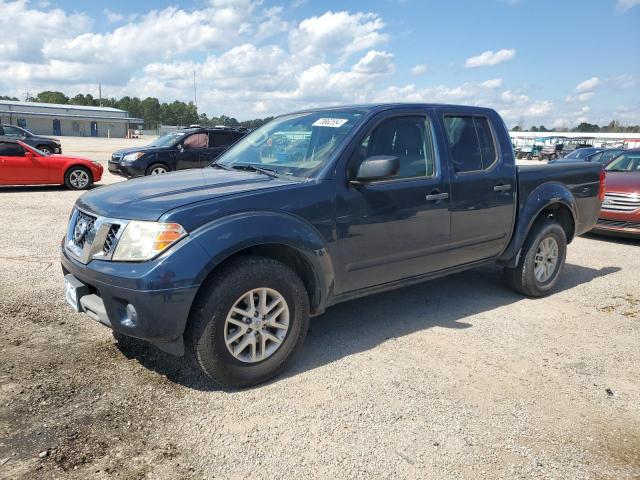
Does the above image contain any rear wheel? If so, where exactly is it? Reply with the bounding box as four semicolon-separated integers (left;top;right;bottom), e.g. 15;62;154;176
64;166;92;190
146;163;169;175
37;145;53;154
186;256;310;387
504;219;567;297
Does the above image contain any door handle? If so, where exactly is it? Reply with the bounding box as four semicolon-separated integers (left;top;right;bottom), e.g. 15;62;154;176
426;192;449;201
493;184;512;192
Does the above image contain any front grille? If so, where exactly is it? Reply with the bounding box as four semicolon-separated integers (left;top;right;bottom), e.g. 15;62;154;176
597;218;640;229
66;209;127;263
103;224;120;255
72;211;97;249
602;192;640;212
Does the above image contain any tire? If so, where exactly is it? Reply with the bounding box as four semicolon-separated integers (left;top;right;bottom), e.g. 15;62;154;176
526;153;532;160
186;256;310;388
146;163;169;175
504;219;567;297
64;166;93;190
37;145;53;154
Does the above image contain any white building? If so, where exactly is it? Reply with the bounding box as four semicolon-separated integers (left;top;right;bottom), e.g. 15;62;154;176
0;100;144;138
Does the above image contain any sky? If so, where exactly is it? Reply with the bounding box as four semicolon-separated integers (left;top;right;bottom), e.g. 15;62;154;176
0;0;638;127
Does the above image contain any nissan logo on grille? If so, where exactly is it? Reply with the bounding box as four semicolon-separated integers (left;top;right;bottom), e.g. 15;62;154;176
73;218;89;244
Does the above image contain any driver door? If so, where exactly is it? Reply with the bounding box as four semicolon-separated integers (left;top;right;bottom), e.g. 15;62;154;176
0;142;49;183
177;132;207;170
334;110;452;293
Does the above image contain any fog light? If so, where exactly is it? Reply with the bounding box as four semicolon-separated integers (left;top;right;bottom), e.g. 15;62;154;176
122;303;138;327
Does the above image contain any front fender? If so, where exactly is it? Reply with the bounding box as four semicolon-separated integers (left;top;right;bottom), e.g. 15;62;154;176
498;182;577;267
189;211;335;314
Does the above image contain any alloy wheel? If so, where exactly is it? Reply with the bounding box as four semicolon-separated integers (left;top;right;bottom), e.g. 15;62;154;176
224;288;290;363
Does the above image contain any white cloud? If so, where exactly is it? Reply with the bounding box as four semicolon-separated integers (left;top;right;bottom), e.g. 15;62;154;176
617;0;640;10
575;76;600;92
464;49;515;68
565;92;595;103
0;0;91;61
410;64;428;76
289;11;387;64
481;78;503;89
104;9;124;23
352;50;394;74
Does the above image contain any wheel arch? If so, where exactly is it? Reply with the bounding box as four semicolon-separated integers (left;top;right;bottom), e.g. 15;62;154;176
186;211;335;317
498;182;576;268
63;163;93;184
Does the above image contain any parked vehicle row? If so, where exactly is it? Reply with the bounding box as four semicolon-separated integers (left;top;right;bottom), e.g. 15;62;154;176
60;103;605;387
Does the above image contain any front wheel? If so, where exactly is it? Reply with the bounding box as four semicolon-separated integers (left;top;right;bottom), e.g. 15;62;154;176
37;145;53;155
146;163;169;175
64;166;92;190
504;219;567;297
186;256;310;387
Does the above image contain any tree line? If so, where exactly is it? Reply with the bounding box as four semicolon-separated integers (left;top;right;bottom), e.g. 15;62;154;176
512;120;640;134
1;91;273;130
4;92;638;133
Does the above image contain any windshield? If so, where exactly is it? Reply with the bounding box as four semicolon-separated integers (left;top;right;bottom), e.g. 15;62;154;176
565;148;599;159
148;131;187;147
214;109;368;178
605;152;640;172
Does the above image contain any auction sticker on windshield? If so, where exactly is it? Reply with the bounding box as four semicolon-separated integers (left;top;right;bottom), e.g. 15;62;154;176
312;118;348;128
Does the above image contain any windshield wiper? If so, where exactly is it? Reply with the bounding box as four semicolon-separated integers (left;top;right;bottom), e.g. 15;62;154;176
229;164;279;178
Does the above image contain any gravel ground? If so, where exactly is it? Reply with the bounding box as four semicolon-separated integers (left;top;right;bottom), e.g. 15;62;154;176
0;138;639;479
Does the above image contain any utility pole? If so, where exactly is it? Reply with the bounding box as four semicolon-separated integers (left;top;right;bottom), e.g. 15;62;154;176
24;91;33;102
98;83;102;107
193;70;197;113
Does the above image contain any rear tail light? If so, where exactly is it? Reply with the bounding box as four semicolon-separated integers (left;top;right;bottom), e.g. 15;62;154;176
598;169;606;202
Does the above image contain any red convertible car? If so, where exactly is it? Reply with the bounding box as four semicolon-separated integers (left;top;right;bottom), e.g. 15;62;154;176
0;139;102;190
593;149;640;238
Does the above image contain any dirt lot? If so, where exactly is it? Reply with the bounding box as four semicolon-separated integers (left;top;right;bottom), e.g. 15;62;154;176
1;138;639;479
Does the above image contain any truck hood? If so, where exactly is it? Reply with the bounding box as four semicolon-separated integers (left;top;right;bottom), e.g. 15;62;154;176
604;171;640;194
76;167;296;221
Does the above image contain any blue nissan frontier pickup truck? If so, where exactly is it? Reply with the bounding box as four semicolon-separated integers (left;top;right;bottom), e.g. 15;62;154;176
61;104;604;387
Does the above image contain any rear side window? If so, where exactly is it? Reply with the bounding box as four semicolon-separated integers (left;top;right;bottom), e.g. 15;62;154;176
209;131;233;147
0;142;25;156
444;115;497;173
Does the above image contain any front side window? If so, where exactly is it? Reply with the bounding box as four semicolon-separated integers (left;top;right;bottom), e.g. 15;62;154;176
216;109;368;179
0;142;25;156
600;150;621;163
358;116;435;179
183;133;208;149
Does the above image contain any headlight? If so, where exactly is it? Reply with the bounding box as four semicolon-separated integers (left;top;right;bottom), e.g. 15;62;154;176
122;152;145;162
112;221;186;261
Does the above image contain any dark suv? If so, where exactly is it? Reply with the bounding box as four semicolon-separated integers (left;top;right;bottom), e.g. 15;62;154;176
109;126;246;178
0;124;62;154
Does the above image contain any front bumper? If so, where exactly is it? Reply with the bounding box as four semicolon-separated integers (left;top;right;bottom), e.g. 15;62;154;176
108;161;146;178
60;238;208;354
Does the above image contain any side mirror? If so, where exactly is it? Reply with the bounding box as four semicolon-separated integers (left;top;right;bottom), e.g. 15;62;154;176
351;155;399;183
25;151;35;159
177;144;185;152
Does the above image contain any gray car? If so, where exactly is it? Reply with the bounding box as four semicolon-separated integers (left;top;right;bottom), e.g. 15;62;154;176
0;124;62;154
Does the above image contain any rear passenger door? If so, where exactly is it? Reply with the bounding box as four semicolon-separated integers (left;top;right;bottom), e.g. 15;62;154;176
204;131;235;165
439;111;516;265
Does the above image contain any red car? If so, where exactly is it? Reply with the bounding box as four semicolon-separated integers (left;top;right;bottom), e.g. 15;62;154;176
0;139;102;190
593;149;640;238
